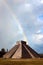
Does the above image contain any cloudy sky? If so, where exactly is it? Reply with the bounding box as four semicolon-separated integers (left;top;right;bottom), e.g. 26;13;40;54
0;0;43;53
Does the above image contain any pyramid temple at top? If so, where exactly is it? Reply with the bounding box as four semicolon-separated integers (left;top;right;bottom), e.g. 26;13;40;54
3;41;40;58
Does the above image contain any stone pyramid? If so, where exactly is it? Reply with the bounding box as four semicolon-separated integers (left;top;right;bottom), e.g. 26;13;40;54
3;41;40;58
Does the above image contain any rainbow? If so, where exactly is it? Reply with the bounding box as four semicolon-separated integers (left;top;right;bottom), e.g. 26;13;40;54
3;0;28;44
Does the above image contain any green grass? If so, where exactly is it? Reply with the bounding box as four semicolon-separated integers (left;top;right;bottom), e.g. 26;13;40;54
0;58;43;65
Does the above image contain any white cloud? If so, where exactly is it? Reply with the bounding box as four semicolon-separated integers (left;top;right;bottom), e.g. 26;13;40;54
12;0;43;46
40;0;43;4
13;0;25;4
0;0;43;52
16;3;32;15
32;34;43;45
36;30;41;33
25;3;30;7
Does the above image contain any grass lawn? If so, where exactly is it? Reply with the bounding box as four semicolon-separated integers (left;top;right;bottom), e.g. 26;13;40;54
0;58;43;65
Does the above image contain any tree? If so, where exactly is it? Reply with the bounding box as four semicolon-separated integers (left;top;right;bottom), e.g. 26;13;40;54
1;48;5;53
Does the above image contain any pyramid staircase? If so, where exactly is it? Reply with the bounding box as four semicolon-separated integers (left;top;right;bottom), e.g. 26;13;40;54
3;41;40;58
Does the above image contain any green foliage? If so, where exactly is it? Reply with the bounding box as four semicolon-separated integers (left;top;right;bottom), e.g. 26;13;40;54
1;48;5;52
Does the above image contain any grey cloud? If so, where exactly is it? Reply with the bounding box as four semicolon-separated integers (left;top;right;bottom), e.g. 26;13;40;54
0;0;43;53
0;1;24;49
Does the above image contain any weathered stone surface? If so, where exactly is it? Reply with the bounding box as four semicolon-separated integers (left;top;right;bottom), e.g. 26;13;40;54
3;41;40;58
